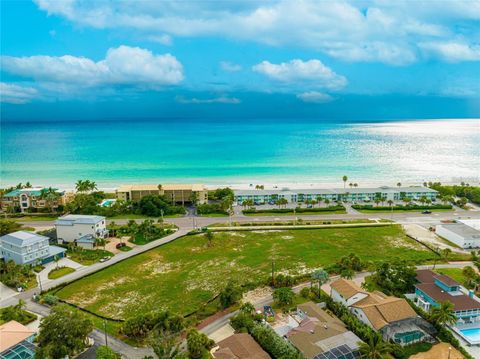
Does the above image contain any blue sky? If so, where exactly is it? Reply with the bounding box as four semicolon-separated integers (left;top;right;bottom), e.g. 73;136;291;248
1;0;479;120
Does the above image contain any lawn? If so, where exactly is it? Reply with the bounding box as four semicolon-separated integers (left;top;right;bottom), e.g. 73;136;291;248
435;268;466;285
48;266;76;279
243;210;347;216
107;214;184;220
209;219;380;227
354;208;453;214
67;249;114;265
55;225;437;321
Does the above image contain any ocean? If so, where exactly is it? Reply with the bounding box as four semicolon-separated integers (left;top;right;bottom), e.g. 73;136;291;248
1;118;479;189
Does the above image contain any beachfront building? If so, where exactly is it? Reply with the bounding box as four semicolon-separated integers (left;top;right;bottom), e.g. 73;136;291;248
0;320;36;359
330;279;434;346
0;231;66;265
1;187;68;213
436;220;480;249
285;302;362;358
116;184;208;205
55;214;108;245
234;186;438;205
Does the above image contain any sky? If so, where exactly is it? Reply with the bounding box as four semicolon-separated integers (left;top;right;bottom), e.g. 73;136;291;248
1;0;479;120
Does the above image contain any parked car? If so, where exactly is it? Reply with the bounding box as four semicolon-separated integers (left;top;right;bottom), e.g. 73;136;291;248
116;242;126;249
422;210;432;214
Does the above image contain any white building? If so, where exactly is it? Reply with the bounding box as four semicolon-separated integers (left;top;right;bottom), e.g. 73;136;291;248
436;221;480;249
55;215;108;245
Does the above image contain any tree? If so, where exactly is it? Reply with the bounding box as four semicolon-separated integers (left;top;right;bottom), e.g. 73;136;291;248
96;346;121;359
397;182;401;188
239;302;255;315
359;333;391;359
387;199;394;207
150;328;182;359
462;266;479;290
40;187;60;213
277;198;288;208
219;281;241;308
442;248;452;261
36;304;93;359
186;329;214;359
272;287;294;307
342;175;348;189
430;301;457;326
311;268;328;294
0;220;23;236
205;230;214;247
368;261;417;296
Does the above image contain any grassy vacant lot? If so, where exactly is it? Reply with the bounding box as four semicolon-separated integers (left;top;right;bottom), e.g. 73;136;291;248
48;266;76;279
55;225;436;320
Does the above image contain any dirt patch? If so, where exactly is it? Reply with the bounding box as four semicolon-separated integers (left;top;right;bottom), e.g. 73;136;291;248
242;286;272;304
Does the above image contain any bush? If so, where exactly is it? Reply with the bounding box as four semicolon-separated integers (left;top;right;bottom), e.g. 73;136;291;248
243;205;345;215
219;282;242;309
121;311;184;339
300;287;310;298
96;346;121;359
135;195;185;217
196;203;228;215
0;303;37;325
351;204;452;211
43;294;59;306
250;324;304;359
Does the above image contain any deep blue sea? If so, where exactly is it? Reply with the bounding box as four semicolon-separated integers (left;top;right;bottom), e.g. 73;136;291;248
1;118;479;188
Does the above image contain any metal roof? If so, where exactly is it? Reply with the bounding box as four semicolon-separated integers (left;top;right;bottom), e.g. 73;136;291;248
55;214;105;225
234;186;437;196
0;231;48;247
438;223;480;240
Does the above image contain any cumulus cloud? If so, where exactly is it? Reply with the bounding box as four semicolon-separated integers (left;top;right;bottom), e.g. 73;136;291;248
175;95;240;104
419;41;480;62
220;61;242;72
0;82;39;104
297;91;334;103
253;59;347;90
33;0;480;65
1;45;183;88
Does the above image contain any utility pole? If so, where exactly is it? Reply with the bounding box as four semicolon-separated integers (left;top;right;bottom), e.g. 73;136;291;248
271;261;275;286
160;209;164;223
37;274;43;292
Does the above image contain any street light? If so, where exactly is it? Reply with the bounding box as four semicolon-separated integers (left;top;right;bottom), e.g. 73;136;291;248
448;346;451;359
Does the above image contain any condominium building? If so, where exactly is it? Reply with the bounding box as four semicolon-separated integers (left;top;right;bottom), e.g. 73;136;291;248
234;186;438;204
0;231;66;265
55;214;108;245
1;187;69;213
116;184;208;205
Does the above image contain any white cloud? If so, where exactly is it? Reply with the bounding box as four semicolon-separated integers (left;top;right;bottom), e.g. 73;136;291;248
146;34;173;46
297;91;334;103
253;59;347;90
1;45;183;88
33;0;480;65
0;82;39;104
419;41;480;62
175;95;240;104
220;61;242;72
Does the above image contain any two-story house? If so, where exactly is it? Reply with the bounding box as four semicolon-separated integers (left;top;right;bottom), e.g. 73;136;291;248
330;278;434;346
55;215;108;247
414;270;480;324
0;231;66;265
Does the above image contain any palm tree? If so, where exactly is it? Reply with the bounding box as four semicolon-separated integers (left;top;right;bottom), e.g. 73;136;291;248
359;334;391;359
316;196;323;207
387;199;394;207
442;248;452;261
40;187;60;213
349;183;353;188
324;198;330;206
397;182;401;188
430;301;457;326
354;183;358;188
311;268;328;295
342;175;348;189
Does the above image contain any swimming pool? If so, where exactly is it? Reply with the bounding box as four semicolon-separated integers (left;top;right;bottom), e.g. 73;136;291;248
100;199;117;207
459;327;480;343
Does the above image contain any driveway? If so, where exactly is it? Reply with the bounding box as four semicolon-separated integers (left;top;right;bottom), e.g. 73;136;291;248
38;257;86;287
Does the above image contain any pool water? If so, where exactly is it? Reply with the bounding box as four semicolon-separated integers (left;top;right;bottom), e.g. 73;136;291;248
101;199;116;207
460;327;480;342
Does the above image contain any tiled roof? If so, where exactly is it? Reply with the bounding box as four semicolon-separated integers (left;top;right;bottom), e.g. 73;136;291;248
353;297;417;330
415;283;480;311
0;231;48;247
213;333;270;359
0;320;34;352
330;278;366;300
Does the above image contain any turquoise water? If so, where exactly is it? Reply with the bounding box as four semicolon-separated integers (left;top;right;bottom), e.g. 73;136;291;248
1;118;479;187
460;327;480;342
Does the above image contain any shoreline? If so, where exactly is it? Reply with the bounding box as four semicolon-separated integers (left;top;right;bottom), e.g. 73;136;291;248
2;178;477;193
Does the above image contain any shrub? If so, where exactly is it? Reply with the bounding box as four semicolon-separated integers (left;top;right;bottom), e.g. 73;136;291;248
250;324;304;359
300;287;310;298
121;311;184;339
43;294;59;306
96;346;121;359
219;282;242;309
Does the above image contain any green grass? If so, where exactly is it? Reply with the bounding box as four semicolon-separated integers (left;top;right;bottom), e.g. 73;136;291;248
55;225;437;320
119;245;133;252
435;268;466;285
209;219;380;227
12;215;59;221
107;214;184;220
398;342;433;359
48;266;76;279
243;210;347;216
68;249;114;265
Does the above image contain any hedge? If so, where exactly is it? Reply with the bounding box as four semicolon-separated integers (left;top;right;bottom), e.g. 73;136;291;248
352;204;452;211
243;205;346;214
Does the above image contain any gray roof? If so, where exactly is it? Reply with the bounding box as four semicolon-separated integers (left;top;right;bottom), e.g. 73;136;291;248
438;223;480;240
48;245;67;256
55;214;105;226
234;186;437;196
0;231;49;247
76;234;95;243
